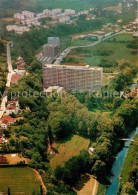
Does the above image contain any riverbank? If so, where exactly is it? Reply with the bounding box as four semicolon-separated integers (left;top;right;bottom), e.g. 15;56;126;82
117;134;138;195
105;127;138;195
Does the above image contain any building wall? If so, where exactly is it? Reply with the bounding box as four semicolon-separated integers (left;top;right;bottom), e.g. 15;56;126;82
48;37;60;47
43;65;103;92
42;45;59;57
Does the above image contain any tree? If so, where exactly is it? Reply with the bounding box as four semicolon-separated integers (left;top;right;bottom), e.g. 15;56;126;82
48;125;53;145
40;185;43;195
54;165;63;180
91;160;107;182
113;97;123;109
8;187;11;195
112;115;125;136
0;41;5;55
48;111;72;139
121;182;136;195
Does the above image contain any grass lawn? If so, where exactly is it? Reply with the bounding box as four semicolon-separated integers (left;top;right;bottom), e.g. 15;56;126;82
70;37;97;47
4;153;30;165
64;33;137;73
50;134;90;169
0;167;41;194
103;75;109;85
96;183;106;195
60;36;71;52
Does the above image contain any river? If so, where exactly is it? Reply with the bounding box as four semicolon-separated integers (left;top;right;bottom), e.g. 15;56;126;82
105;126;138;195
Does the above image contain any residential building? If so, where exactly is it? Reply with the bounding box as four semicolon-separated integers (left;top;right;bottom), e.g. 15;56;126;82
22;11;35;18
58;16;70;23
6;99;20;116
0;132;6;145
16;56;26;70
86;14;96;20
64;9;75;15
0;116;16;129
89;147;94;155
133;32;138;38
6;25;30;34
14;13;25;20
42;64;103;92
78;10;89;15
48;37;60;47
42;44;59;58
0;156;8;164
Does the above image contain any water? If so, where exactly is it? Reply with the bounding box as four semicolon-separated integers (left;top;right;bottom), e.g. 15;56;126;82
105;127;138;195
131;83;137;90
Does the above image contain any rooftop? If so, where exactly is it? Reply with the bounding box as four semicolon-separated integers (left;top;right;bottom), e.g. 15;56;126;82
43;44;58;48
46;86;64;93
43;64;103;71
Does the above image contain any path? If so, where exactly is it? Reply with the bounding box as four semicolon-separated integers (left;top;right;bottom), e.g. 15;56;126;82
0;42;14;118
6;42;14;87
32;168;47;195
92;180;98;195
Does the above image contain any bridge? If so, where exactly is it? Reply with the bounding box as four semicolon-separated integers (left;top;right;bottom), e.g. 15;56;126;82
120;138;135;142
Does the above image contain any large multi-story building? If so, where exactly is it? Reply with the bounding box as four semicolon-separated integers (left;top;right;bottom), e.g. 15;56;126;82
42;44;59;58
42;64;103;92
48;37;60;47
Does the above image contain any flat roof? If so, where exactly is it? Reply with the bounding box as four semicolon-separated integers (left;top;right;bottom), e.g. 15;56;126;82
46;86;64;93
43;64;103;71
43;44;58;48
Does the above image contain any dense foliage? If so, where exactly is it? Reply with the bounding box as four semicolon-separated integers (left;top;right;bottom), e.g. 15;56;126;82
0;41;7;96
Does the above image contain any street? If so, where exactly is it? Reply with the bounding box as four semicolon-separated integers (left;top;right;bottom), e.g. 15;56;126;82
54;30;126;65
6;43;14;88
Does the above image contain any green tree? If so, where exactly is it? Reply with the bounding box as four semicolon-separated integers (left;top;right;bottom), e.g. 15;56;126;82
121;182;136;195
113;97;123;109
40;185;43;195
8;187;11;195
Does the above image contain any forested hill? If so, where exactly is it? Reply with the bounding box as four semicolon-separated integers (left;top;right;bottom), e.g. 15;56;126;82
0;0;121;18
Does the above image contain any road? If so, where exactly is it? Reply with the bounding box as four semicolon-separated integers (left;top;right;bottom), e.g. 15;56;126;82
6;43;14;88
0;96;7;118
92;180;98;195
0;42;14;119
54;30;126;65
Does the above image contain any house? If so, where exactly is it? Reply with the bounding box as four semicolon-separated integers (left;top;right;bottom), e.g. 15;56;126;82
6;99;20;116
6;25;30;34
0;120;9;129
133;32;138;38
0;132;5;145
0;116;16;129
86;14;96;20
89;147;94;155
64;9;75;15
0;156;8;164
16;56;26;71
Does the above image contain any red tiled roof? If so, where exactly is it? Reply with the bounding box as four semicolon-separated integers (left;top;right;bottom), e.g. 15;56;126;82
1;116;16;123
6;105;16;110
0;156;7;164
11;74;22;84
1;119;8;125
2;116;12;120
